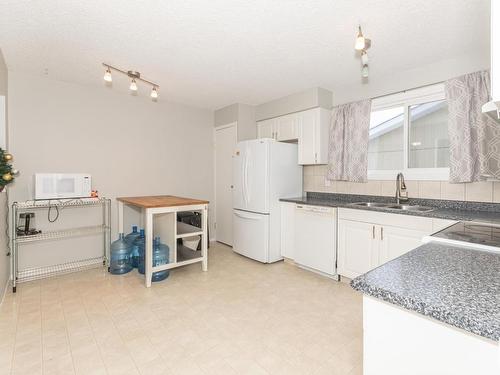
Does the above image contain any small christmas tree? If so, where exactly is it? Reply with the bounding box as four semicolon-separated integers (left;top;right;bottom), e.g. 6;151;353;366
0;148;17;191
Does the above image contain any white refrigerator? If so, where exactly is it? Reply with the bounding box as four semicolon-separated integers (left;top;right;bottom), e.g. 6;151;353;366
232;138;302;263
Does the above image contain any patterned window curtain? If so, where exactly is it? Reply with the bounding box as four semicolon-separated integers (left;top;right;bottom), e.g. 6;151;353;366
327;99;371;182
446;70;500;182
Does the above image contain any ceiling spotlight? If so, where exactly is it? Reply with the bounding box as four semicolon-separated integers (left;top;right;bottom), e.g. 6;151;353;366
129;79;138;91
150;86;158;99
361;50;369;65
361;64;369;78
355;25;371;51
103;67;112;82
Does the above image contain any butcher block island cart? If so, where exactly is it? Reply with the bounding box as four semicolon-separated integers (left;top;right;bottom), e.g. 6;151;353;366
117;195;209;287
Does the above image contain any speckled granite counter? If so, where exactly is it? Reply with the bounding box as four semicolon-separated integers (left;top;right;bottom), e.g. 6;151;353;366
280;192;500;224
350;243;500;341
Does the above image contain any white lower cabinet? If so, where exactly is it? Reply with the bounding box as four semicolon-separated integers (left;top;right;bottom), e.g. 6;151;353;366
378;226;427;265
281;205;457;279
337;220;378;279
337;208;456;279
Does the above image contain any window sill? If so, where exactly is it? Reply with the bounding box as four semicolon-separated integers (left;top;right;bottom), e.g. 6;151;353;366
368;168;450;181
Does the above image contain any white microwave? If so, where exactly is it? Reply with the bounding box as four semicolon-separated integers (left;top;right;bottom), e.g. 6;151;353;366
34;173;92;200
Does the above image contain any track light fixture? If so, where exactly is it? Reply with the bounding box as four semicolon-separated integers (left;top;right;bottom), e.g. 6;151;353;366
355;26;372;78
102;63;160;101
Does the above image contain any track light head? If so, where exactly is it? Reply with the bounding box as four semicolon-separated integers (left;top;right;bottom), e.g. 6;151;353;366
103;67;112;82
361;64;369;78
150;87;158;99
129;79;138;91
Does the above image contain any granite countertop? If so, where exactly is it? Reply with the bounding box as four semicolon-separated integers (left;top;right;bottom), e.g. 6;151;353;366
350;243;500;341
280;193;500;224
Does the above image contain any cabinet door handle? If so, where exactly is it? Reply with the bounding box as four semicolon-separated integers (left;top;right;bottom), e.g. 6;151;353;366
372;225;375;239
381;227;384;240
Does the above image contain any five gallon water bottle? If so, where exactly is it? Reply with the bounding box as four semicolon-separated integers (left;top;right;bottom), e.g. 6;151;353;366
110;233;132;274
138;236;170;282
152;237;169;282
134;229;145;271
137;230;146;275
125;226;141;268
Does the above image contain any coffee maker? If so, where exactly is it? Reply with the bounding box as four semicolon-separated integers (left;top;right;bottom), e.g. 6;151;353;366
17;212;40;236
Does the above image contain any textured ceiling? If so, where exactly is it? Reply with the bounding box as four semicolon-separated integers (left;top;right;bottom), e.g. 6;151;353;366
0;0;491;109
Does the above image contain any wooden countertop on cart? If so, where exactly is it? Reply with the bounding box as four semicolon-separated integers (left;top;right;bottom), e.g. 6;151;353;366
116;195;209;208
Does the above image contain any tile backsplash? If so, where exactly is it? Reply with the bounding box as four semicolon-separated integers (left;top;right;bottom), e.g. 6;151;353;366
303;165;500;203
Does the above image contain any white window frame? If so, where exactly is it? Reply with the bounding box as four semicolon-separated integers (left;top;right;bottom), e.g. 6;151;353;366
368;83;450;181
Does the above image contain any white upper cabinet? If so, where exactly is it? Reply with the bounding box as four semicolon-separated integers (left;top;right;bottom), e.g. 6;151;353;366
257;118;275;139
257;114;298;141
276;113;298;141
297;108;330;165
257;107;330;165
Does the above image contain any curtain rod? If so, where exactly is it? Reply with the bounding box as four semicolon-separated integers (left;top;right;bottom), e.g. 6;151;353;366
370;81;444;101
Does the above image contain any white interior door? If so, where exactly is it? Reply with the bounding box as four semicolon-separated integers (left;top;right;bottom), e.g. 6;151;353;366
215;123;237;246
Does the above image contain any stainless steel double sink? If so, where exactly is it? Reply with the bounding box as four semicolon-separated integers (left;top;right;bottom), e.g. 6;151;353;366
349;201;434;212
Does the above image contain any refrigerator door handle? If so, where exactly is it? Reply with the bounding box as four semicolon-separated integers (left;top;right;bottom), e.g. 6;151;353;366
234;210;261;221
243;150;250;207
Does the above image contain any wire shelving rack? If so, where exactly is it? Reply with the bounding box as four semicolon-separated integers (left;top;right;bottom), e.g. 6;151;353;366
11;197;111;292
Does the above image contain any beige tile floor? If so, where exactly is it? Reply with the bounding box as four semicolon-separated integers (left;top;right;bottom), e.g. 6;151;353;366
0;242;363;375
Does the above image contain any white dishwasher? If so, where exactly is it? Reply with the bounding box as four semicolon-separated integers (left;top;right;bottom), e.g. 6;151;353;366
294;204;337;276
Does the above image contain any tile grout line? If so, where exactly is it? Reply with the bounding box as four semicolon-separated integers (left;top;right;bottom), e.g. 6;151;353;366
92;274;142;374
53;278;78;375
7;291;21;375
60;276;107;375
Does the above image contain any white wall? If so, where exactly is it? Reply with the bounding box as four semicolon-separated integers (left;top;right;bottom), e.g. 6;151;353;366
333;54;489;106
0;50;9;299
214;103;256;141
8;72;214;268
255;87;332;121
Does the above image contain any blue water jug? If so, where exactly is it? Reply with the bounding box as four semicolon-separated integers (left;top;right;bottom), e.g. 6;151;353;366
125;226;141;268
134;229;145;272
110;233;132;274
152;237;169;282
138;237;170;282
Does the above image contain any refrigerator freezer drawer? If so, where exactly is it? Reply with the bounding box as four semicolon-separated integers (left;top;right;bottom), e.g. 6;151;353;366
232;209;269;263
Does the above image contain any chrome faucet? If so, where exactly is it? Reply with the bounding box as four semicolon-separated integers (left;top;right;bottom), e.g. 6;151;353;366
395;172;409;204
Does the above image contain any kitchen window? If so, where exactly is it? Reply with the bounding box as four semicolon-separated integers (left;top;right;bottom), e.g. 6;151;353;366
367;83;450;180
